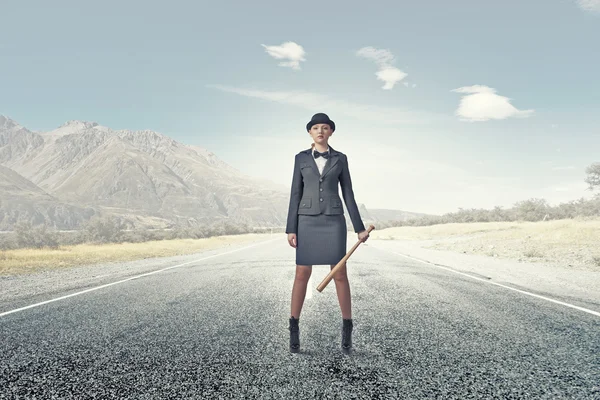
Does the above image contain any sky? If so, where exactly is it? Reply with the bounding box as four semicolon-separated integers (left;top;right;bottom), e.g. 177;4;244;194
1;0;599;215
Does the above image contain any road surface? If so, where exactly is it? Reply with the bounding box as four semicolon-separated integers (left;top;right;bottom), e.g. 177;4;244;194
1;235;599;399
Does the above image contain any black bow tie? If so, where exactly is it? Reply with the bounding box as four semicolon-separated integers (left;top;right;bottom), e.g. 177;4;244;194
313;150;330;159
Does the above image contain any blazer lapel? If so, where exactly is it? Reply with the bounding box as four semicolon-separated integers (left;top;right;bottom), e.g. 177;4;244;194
303;148;320;175
320;146;339;178
303;145;339;177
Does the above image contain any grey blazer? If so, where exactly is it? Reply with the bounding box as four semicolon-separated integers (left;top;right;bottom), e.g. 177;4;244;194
285;145;366;234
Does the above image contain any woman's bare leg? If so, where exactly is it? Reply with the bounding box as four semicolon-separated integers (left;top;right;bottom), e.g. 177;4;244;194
331;262;352;319
290;265;312;318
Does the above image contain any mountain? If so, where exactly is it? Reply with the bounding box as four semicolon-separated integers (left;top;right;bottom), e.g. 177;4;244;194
0;115;429;231
0;115;292;230
0;164;96;230
0;116;45;168
363;207;429;223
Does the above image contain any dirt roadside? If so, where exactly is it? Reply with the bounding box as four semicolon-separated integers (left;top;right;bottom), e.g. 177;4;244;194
367;238;600;315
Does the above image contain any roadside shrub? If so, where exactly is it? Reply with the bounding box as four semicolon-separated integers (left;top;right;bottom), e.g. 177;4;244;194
13;221;59;249
80;215;125;244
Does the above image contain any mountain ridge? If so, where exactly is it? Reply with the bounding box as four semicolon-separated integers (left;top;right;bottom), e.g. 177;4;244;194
0;115;429;231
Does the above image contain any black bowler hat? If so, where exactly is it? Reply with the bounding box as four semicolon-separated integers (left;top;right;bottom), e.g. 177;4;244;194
306;113;335;132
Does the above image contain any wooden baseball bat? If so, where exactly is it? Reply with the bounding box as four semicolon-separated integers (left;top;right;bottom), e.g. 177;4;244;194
317;224;375;292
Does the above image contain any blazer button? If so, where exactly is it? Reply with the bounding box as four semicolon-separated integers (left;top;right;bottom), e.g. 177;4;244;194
320;198;323;201
319;178;323;182
319;188;323;191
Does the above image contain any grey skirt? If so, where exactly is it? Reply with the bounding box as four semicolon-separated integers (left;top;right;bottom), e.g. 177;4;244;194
296;214;347;266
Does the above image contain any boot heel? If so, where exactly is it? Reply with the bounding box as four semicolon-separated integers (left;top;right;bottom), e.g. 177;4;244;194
342;318;353;354
289;317;300;353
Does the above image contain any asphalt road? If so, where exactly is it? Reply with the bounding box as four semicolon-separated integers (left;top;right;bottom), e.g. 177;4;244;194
1;236;599;399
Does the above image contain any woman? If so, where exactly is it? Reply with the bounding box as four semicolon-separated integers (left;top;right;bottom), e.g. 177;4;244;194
285;112;370;354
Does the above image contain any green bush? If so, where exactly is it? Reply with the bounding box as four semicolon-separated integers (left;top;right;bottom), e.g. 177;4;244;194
13;220;59;249
80;215;125;244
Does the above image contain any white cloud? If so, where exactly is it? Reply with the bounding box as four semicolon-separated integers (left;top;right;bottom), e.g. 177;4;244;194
576;0;600;12
261;41;306;70
206;84;444;124
376;67;407;90
356;47;395;65
356;46;407;90
451;85;534;122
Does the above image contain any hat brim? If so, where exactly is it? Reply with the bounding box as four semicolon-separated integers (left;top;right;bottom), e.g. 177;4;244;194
306;120;335;132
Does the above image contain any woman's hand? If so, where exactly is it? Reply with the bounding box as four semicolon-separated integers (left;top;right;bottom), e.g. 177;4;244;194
287;233;297;248
358;230;369;243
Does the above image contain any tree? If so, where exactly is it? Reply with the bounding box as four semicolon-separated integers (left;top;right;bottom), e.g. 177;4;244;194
13;221;59;249
82;215;125;244
584;162;600;191
513;198;549;221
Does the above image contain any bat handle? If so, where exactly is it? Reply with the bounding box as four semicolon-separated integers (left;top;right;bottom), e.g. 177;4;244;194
316;224;376;292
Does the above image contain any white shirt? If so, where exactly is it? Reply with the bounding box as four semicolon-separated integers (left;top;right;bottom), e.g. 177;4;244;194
312;146;330;175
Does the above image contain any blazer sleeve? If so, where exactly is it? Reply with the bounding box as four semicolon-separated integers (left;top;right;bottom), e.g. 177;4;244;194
339;154;366;233
285;154;303;234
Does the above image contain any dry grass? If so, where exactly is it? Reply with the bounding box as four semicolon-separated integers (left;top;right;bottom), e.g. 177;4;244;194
3;217;599;276
370;217;600;270
0;233;271;276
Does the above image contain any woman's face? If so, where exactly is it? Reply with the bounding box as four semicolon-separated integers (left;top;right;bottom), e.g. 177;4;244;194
309;123;333;144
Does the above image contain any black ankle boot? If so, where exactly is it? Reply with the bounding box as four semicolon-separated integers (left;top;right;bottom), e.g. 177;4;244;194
289;317;300;353
342;318;353;353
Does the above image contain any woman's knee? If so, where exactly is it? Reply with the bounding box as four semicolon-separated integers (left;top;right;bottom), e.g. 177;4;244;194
331;263;348;282
295;265;312;282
